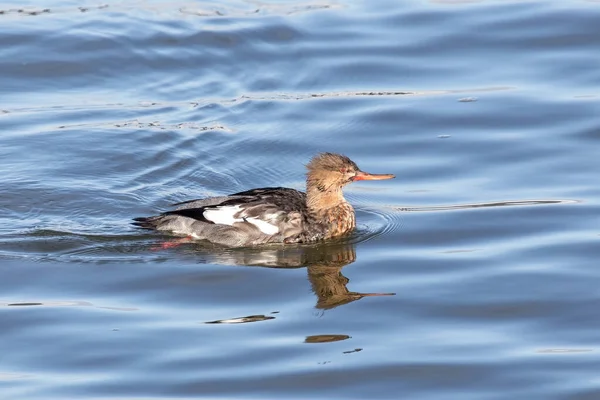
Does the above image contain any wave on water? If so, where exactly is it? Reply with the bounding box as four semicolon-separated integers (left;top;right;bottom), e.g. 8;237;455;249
394;199;579;212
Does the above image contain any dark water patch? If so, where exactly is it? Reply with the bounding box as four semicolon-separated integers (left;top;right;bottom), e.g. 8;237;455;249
343;348;362;354
305;334;350;343
0;8;51;16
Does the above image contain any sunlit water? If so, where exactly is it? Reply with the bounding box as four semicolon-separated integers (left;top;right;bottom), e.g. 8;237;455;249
2;1;600;399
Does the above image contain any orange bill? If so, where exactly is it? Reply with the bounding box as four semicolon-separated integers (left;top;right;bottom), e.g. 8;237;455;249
353;171;396;181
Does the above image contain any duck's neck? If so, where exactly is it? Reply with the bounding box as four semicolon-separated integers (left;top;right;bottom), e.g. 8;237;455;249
306;179;356;238
306;185;345;212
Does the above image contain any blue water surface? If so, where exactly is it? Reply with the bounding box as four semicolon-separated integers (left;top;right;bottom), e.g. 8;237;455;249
2;1;600;399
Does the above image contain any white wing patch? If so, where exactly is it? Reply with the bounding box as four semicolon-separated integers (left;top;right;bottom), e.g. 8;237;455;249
203;205;280;235
245;217;279;235
203;205;243;226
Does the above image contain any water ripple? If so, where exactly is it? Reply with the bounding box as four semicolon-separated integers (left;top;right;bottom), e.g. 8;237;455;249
395;199;580;212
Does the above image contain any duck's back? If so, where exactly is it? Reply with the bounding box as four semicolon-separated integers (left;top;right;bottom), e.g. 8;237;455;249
133;187;312;246
176;187;306;212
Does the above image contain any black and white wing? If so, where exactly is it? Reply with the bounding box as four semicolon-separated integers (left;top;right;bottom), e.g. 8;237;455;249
164;187;308;239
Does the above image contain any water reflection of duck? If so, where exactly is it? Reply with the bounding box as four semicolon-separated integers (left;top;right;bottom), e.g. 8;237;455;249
203;241;395;310
133;153;394;247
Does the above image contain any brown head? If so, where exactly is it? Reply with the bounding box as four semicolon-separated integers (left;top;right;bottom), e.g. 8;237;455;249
305;153;395;236
306;153;395;193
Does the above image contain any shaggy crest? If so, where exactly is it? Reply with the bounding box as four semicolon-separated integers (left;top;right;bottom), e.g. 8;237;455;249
306;153;359;174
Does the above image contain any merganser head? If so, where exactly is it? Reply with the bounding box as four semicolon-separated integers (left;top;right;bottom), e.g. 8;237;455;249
306;153;395;191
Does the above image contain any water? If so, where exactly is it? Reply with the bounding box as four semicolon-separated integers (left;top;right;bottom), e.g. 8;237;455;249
2;0;600;398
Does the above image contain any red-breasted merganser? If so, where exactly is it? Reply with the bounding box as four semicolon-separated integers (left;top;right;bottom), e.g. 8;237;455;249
133;153;395;247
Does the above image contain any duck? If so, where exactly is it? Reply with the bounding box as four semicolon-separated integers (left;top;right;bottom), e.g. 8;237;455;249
133;153;395;247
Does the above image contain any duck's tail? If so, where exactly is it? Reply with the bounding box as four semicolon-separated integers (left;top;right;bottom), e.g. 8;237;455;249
131;216;161;230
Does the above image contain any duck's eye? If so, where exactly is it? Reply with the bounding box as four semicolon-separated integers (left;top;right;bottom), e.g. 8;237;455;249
340;168;347;173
